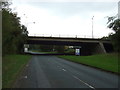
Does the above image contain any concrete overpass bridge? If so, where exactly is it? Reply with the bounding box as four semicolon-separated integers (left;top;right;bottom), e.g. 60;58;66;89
26;36;114;55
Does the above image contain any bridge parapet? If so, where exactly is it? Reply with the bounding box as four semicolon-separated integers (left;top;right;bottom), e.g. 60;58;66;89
28;36;111;44
29;34;103;39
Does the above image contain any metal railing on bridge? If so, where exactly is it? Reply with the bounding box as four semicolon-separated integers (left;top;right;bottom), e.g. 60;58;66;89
28;34;106;39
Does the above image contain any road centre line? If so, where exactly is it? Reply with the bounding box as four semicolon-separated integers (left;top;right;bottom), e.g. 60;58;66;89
55;63;95;89
56;65;66;71
73;75;95;90
53;59;95;89
47;58;97;89
52;58;95;90
62;69;66;71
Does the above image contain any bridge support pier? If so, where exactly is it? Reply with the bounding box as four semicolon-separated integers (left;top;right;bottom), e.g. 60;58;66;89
92;42;106;54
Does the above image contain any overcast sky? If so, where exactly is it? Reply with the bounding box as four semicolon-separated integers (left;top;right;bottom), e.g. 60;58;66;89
10;0;119;38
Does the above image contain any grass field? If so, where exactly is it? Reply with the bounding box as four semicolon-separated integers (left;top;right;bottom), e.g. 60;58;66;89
2;54;32;88
58;53;119;74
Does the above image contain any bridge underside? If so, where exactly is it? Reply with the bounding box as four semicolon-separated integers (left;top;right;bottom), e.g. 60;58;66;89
26;39;114;56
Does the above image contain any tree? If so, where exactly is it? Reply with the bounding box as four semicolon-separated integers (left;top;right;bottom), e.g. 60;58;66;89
2;1;29;55
107;16;120;52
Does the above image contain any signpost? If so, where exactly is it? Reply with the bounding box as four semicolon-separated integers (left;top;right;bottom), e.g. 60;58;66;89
75;49;80;55
75;46;81;56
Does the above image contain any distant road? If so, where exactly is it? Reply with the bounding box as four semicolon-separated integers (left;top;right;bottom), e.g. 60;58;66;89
14;56;119;88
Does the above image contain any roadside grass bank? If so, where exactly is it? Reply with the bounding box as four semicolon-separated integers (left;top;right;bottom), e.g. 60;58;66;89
58;53;119;74
2;54;32;88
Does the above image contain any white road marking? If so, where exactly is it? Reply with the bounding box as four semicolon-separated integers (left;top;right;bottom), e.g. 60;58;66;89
54;59;94;88
57;66;65;70
24;76;27;79
73;75;95;90
62;69;66;71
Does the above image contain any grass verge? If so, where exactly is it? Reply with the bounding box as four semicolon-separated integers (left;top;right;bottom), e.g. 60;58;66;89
58;53;119;74
2;54;32;88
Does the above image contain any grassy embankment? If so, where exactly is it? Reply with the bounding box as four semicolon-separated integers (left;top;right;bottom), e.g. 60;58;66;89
2;54;32;88
58;53;119;74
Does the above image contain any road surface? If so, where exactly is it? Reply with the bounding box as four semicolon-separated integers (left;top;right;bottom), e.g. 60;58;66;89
14;56;119;89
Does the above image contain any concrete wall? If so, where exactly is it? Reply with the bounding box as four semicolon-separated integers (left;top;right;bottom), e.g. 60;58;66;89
92;42;106;54
79;42;107;56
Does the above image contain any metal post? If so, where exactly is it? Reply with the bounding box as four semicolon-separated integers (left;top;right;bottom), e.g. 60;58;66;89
118;1;120;19
76;35;77;38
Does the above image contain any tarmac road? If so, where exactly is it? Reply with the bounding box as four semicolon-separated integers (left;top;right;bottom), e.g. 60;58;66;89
14;56;119;89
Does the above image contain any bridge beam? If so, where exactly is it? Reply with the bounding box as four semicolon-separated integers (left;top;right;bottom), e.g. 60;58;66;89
26;36;113;55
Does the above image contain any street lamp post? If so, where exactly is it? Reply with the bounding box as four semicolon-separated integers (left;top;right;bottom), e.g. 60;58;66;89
118;1;120;19
92;16;94;38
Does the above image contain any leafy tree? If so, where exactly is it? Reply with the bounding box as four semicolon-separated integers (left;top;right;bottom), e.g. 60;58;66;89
107;16;120;52
2;1;28;55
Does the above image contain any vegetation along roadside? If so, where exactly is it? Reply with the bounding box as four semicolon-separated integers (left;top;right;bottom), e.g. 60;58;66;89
2;54;31;88
58;53;119;74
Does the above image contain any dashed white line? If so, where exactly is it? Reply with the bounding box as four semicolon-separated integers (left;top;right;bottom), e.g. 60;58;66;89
62;69;66;71
73;75;95;90
57;66;66;72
